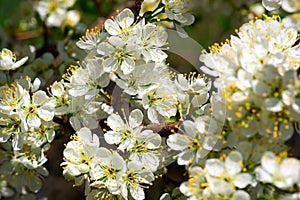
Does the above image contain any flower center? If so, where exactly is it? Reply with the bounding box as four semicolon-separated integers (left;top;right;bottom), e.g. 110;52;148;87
48;1;58;12
27;104;37;114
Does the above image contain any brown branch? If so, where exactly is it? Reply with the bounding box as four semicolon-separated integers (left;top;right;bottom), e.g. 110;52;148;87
15;30;43;40
133;0;142;18
143;121;181;137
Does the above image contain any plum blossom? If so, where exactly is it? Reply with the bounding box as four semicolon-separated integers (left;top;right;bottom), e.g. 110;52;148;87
0;48;28;70
262;0;282;11
255;151;300;190
167;117;217;166
105;109;144;151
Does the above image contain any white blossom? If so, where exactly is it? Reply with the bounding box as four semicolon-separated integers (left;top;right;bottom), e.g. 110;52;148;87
128;130;162;172
97;36;136;74
167;117;217;166
90;150;126;195
120;161;154;200
35;0;79;27
255;151;300;190
0;48;28;70
61;127;101;179
105;109;144;151
262;0;282;11
104;8;135;36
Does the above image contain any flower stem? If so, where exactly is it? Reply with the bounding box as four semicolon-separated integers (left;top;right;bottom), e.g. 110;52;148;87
99;91;110;102
5;71;10;86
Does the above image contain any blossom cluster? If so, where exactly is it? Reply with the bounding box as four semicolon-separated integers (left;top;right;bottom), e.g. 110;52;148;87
60;7;219;199
0;76;54;197
201;16;300;144
187;12;300;200
181;151;300;199
62;113;160;199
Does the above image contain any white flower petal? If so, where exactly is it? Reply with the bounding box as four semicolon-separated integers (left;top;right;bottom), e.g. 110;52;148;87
234;190;251;200
265;98;283;112
11;56;28;70
261;151;277;174
104;130;122;145
33;91;48;105
130;186;145;200
115;8;134;30
225;151;243;176
177;149;194;166
37;107;54;121
167;133;190;151
255;167;273;183
107;113;125;131
104;19;120;35
27;115;41;128
234;173;254;188
129;109;143;127
205;159;225;177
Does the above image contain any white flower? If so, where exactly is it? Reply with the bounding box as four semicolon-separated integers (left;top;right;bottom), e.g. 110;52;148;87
68;96;102;131
86;184;122;200
120;161;154;200
90;150;126;194
205;151;255;192
15;148;48;169
179;166;208;199
76;27;106;50
142;85;177;123
35;0;78;27
162;0;194;25
167;117;216;166
255;151;300;190
22;122;55;148
180;161;253;200
262;0;282;11
97;36;136;74
0;48;28;70
0;113;27;145
61;127;101;178
10;148;49;193
20;90;55;128
104;8;135;36
130;20;168;63
65;61;109;98
0;84;27;115
115;61;165;96
105;109;144;150
175;73;209;117
129;130;162;172
162;0;194;37
49;81;70;115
